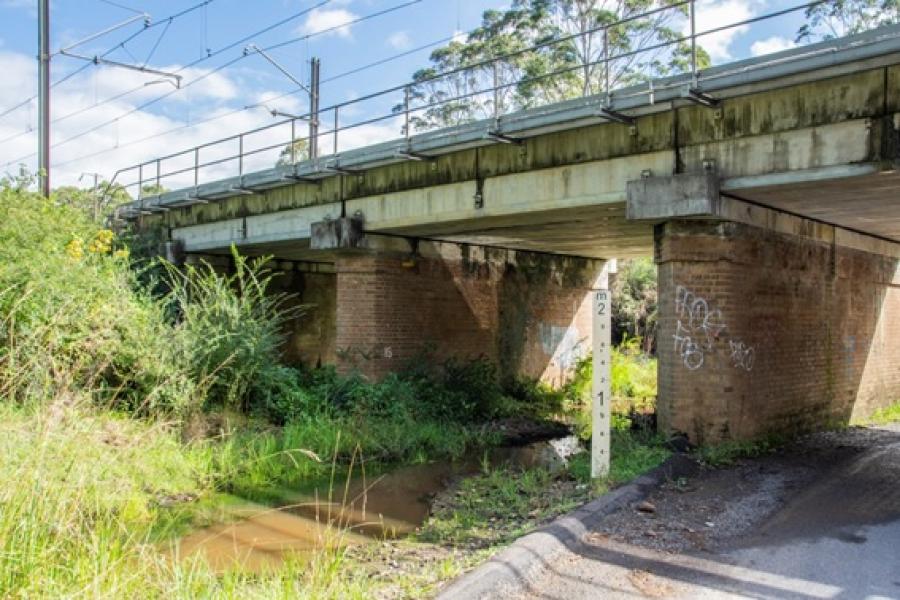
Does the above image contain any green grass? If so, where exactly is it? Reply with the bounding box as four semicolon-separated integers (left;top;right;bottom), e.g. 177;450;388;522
693;437;782;467
419;428;670;550
0;184;671;598
863;402;900;426
207;413;494;503
0;401;492;599
567;430;671;489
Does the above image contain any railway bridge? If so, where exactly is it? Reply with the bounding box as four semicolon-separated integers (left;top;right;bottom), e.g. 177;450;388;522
119;24;900;451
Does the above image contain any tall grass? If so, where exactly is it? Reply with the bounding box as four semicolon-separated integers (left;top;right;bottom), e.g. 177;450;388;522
0;402;386;599
164;250;303;413
0;183;594;597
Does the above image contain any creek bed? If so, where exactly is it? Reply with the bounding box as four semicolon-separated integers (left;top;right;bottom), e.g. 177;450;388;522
174;434;582;572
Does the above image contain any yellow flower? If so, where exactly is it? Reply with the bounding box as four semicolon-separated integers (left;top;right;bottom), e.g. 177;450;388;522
113;248;130;260
87;229;115;254
65;238;84;260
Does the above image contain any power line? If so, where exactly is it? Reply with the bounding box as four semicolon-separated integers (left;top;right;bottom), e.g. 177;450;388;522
2;0;336;144
98;0;145;16
0;0;214;121
142;17;173;67
6;0;426;168
40;10;481;170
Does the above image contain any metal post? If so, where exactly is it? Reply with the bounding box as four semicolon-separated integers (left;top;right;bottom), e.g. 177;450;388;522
333;106;339;155
591;263;612;479
38;0;51;197
404;85;411;139
238;135;244;175
193;147;199;188
603;27;610;106
690;0;697;86
492;60;500;121
90;172;99;221
138;164;144;200
309;57;320;160
290;118;296;164
155;158;161;190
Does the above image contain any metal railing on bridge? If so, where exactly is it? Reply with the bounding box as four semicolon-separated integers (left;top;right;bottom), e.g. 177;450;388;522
108;0;880;212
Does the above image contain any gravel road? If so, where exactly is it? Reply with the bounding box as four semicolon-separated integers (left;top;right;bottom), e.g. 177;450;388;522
509;424;900;600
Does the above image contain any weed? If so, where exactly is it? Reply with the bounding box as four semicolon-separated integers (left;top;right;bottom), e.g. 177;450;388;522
568;338;658;441
694;436;782;467
566;429;670;486
861;402;900;426
164;248;304;414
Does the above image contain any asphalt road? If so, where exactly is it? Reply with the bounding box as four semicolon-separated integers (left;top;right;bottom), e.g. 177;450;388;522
511;424;900;600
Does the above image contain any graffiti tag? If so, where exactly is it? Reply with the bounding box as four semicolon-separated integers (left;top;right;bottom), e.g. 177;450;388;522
674;285;755;372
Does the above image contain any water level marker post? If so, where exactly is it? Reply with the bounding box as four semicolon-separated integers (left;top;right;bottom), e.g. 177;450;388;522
592;269;612;479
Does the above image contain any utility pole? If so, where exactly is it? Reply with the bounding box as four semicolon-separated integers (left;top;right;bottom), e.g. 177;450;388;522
244;45;321;161
38;0;50;197
309;57;320;160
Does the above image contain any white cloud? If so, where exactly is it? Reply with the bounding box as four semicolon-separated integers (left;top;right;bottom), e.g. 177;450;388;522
750;36;798;57
299;8;358;39
387;31;411;50
688;0;761;63
0;48;409;191
0;51;279;187
1;0;35;13
451;29;467;45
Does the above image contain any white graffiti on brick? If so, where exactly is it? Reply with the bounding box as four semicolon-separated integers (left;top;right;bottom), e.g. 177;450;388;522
728;340;755;371
674;285;755;372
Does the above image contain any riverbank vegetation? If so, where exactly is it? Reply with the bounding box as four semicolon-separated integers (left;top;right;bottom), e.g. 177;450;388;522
0;181;665;598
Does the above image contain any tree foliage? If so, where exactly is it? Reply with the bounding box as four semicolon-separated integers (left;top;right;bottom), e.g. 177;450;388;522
611;258;657;354
798;0;900;41
401;0;709;132
276;138;310;167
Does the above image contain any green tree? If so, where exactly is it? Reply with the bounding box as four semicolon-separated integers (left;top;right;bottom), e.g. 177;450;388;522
276;138;310;167
797;0;900;41
1;169;130;223
611;258;657;354
402;0;708;132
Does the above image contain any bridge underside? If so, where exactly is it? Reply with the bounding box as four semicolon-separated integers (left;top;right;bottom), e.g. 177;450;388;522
132;44;900;443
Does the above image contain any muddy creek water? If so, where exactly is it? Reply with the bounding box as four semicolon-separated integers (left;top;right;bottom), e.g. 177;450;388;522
175;435;581;572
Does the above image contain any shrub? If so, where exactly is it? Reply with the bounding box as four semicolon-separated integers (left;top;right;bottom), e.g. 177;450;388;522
612;258;657;353
0;183;192;414
164;249;304;413
568;338;658;440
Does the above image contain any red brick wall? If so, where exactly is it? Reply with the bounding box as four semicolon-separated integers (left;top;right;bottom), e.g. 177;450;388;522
656;220;900;443
334;243;602;383
269;270;338;368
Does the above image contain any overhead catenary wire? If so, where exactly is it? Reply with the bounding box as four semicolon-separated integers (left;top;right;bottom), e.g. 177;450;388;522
100;0;836;189
142;17;173;67
0;0;215;121
0;0;338;147
48;10;481;170
5;0;427;168
7;0;688;170
98;0;146;16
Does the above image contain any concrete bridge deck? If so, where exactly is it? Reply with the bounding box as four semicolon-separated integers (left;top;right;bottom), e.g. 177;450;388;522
123;25;900;260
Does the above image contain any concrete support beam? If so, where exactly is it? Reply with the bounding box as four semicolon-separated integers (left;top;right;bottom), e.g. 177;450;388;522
628;175;900;261
626;172;720;221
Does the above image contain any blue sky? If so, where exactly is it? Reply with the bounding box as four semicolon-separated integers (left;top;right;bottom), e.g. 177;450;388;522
0;0;808;187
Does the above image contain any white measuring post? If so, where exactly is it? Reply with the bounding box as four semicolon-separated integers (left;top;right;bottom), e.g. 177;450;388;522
591;263;612;479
